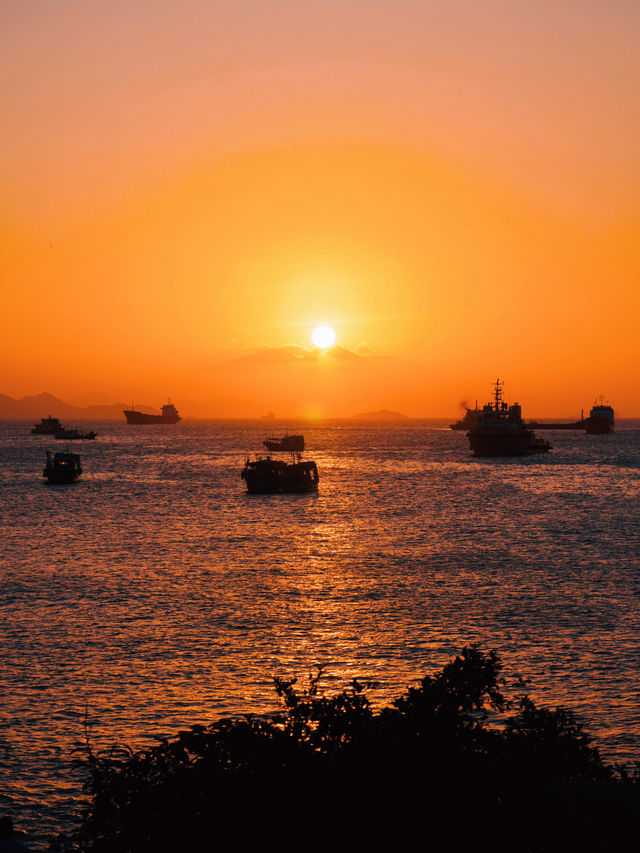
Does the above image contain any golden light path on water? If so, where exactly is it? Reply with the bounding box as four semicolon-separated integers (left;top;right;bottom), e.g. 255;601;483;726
1;420;640;847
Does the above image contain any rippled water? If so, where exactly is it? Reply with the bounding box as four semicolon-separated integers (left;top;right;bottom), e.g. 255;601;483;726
1;419;640;847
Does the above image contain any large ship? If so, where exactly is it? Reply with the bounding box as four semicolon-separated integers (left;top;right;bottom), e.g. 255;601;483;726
123;401;181;424
467;379;551;457
450;403;481;431
528;412;586;430
585;399;614;434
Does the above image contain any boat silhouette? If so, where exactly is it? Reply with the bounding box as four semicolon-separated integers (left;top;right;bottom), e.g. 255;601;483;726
262;434;304;452
242;456;318;493
467;379;551;457
586;398;614;434
43;451;82;483
123;401;181;424
31;415;63;435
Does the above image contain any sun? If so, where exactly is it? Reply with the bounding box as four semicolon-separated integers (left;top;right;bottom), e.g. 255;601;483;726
311;325;336;349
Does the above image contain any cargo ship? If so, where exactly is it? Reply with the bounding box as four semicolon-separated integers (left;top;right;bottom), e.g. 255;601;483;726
467;379;551;457
585;399;614;434
528;411;586;430
123;401;181;424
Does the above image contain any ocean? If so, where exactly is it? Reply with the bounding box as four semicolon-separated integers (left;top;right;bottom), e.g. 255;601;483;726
1;419;640;847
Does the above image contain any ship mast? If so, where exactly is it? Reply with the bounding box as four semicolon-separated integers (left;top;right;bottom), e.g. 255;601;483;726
493;377;503;411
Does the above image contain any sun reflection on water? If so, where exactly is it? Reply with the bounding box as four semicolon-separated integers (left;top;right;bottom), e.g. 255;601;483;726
1;421;640;845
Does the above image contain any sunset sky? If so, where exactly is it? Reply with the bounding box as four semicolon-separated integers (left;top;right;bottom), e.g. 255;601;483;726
2;0;638;417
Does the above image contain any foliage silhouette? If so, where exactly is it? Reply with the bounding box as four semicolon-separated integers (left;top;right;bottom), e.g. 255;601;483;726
51;647;640;852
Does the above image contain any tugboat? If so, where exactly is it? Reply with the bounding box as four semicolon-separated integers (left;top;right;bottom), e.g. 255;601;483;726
31;415;63;435
467;379;551;457
123;401;181;424
263;434;305;452
54;428;97;440
450;403;481;431
43;451;82;484
585;398;614;434
241;455;319;493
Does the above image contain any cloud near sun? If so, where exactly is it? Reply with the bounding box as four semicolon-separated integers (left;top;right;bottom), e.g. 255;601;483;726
236;343;369;364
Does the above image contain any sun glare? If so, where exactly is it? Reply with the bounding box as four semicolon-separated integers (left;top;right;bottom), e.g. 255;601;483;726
312;325;336;349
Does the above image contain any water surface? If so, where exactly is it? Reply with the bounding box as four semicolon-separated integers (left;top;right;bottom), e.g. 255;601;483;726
1;419;639;846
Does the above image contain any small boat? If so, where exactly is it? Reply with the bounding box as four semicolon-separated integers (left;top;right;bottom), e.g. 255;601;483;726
43;451;82;484
123;401;181;424
241;456;319;494
31;415;63;435
467;379;552;457
263;434;305;452
54;429;97;440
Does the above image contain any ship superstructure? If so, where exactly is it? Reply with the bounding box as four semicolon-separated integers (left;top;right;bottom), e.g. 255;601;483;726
450;403;481;431
31;415;63;435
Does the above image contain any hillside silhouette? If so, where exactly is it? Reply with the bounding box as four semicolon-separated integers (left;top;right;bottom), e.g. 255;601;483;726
51;647;640;852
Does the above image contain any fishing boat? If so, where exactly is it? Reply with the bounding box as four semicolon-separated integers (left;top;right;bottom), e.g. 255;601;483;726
123;401;181;424
43;451;82;484
467;379;551;457
54;429;97;440
241;456;319;493
31;416;63;435
263;434;305;452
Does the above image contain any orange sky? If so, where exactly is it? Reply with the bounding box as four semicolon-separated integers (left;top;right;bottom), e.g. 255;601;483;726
2;1;639;416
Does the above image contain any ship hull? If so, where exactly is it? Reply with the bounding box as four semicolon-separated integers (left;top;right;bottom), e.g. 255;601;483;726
585;417;613;435
468;430;551;457
528;420;586;430
54;431;97;440
124;410;181;424
243;473;318;494
263;436;305;452
44;469;81;484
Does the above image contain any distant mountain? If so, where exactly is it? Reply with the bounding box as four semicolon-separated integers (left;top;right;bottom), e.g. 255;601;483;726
0;393;412;421
349;409;410;421
0;391;275;420
0;392;157;420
